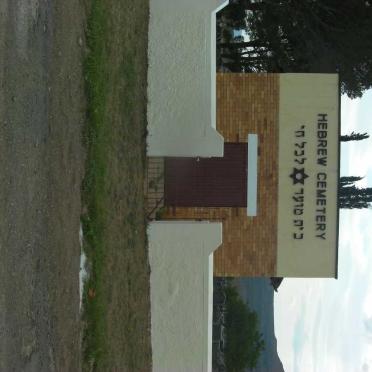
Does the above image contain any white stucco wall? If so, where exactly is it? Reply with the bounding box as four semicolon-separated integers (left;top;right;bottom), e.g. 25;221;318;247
148;221;222;372
147;0;228;157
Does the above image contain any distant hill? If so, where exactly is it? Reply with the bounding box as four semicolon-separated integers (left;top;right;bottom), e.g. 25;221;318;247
234;278;285;372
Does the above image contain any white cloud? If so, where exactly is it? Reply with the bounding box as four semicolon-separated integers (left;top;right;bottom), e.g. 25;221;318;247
341;94;360;133
347;144;372;185
364;317;372;335
362;281;372;328
361;349;372;371
346;213;368;272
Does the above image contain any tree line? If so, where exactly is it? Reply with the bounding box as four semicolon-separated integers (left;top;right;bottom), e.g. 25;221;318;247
217;0;372;98
223;284;265;371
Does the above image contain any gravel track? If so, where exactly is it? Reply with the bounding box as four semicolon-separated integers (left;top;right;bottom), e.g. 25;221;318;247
0;1;86;370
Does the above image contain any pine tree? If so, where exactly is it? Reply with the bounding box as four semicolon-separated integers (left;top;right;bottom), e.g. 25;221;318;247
340;132;369;142
339;176;372;209
339;176;363;187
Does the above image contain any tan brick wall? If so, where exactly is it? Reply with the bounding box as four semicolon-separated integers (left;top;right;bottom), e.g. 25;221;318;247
163;74;279;276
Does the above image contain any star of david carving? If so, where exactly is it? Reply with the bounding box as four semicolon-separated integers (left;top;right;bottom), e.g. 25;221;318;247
289;168;309;185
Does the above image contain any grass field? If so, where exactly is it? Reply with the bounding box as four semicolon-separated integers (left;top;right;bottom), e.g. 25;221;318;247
81;0;151;370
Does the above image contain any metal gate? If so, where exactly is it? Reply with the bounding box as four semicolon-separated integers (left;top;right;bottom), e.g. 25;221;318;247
164;143;247;207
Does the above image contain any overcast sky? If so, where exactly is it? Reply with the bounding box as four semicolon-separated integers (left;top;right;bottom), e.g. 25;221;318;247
274;89;372;372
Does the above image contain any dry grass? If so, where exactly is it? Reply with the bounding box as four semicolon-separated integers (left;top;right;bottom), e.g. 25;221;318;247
82;0;151;370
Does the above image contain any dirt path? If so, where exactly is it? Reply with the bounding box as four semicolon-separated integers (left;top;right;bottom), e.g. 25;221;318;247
0;1;86;370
